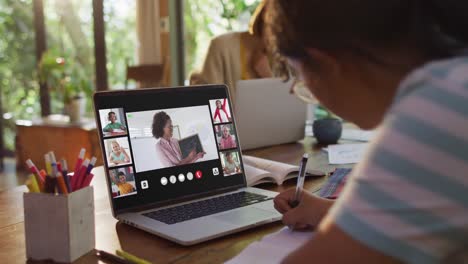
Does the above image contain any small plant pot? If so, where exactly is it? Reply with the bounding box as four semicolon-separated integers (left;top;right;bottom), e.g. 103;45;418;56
313;118;342;145
65;96;86;123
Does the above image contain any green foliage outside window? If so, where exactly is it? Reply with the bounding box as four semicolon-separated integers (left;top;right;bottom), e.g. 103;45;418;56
0;0;135;152
0;0;39;152
0;0;257;152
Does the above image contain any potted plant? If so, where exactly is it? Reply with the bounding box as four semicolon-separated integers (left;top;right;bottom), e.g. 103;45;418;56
38;49;92;123
313;105;342;145
62;72;91;123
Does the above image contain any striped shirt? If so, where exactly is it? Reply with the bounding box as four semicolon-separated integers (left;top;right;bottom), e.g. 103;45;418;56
329;57;468;264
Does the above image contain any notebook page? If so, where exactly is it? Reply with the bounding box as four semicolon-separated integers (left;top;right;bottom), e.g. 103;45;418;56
226;227;313;264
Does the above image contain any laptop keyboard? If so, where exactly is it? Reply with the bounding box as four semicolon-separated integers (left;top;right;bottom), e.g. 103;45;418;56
143;192;272;225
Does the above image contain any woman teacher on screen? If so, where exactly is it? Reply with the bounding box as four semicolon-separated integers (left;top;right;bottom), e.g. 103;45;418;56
152;111;205;168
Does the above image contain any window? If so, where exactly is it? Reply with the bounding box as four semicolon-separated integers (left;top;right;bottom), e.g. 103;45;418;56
184;0;260;80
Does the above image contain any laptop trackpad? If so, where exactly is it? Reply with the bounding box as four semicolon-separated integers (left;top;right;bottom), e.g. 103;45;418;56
214;207;275;226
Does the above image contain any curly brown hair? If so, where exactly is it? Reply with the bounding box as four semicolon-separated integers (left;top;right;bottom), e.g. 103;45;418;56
264;0;468;74
152;111;171;139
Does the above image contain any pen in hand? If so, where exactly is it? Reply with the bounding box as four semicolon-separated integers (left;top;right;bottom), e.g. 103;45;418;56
288;153;309;229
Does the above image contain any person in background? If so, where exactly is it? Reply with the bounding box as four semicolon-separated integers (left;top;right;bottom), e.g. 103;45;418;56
103;111;126;132
110;170;135;195
109;140;131;165
190;0;272;103
152;111;205;168
219;125;237;149
266;0;468;263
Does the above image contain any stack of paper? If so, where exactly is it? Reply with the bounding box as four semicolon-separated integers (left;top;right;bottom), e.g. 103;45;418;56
341;128;375;142
226;227;314;264
327;143;368;165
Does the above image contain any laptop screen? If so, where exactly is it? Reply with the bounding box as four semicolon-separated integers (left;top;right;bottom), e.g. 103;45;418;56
94;85;246;213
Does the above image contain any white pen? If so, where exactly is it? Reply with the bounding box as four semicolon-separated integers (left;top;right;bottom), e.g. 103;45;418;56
290;153;309;208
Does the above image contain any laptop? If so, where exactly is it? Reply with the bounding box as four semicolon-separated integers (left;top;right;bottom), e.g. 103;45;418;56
93;85;281;246
235;78;307;150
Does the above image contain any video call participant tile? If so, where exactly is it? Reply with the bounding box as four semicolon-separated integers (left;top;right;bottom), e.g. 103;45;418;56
104;137;133;168
209;98;232;124
126;105;219;173
220;151;242;177
99;108;128;138
215;124;237;150
109;166;137;198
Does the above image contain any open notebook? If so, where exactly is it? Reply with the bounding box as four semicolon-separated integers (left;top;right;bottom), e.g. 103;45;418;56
226;227;314;264
243;150;350;186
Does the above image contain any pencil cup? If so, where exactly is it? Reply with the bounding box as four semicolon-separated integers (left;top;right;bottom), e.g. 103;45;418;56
23;186;95;263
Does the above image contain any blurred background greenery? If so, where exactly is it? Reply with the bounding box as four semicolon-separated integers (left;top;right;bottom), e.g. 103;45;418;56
0;0;259;152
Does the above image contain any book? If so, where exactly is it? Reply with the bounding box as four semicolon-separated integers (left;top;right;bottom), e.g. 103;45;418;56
243;154;331;186
178;134;204;159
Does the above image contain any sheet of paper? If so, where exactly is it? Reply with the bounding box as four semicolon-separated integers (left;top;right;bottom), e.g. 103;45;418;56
226;227;313;264
328;143;368;165
341;129;375;142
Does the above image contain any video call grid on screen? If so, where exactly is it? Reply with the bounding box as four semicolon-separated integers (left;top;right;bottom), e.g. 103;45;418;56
94;86;247;212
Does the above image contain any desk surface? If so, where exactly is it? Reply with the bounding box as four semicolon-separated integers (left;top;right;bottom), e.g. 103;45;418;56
1;139;328;264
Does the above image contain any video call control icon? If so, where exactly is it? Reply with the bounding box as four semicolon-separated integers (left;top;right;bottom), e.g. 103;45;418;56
187;172;194;180
195;170;203;179
212;167;219;176
141;180;149;190
178;174;185;182
160;177;168;186
169;175;177;184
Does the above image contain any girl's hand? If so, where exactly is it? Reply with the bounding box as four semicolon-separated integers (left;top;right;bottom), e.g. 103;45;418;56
274;188;334;229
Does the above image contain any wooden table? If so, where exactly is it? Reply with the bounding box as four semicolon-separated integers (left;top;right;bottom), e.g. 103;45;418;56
1;139;328;264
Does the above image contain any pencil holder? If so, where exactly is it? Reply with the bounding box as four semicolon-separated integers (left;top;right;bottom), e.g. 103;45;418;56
23;186;95;263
